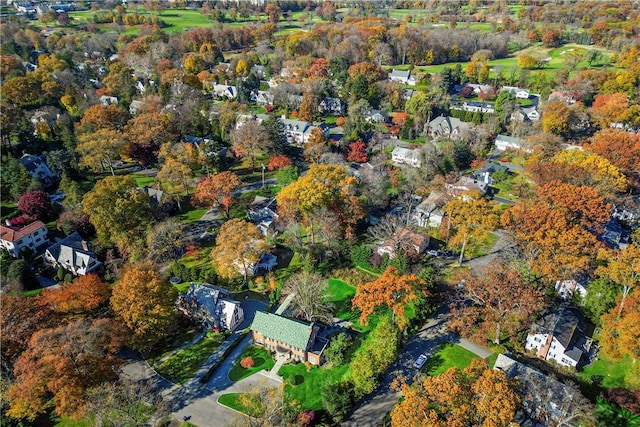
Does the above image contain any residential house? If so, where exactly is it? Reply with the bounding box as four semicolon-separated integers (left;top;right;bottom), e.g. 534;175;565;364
365;109;389;123
281;118;328;144
548;90;578;105
43;232;102;276
318;97;346;115
255;91;274;106
99;95;118;106
0;220;49;258
377;227;430;259
511;106;540;122
525;305;593;368
388;69;417;86
494;354;584;426
451;101;495;114
129;100;144;115
177;283;244;332
213;84;238;99
555;280;588;301
412;192;448;228
494;134;530;152
19;153;57;185
391;146;421;168
250;64;267;79
427;116;470;140
30;108;59;130
247;196;278;237
600;220;630;249
445;175;491;197
251;311;328;365
402;88;416;100
501;86;530;99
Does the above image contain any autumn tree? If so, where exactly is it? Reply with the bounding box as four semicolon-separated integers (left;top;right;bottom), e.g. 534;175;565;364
76;128;127;175
595;244;640;316
156;157;192;208
591;93;629;129
123;111;178;165
82;175;155;257
210;219;269;283
346;140;368;163
17;191;50;220
443;192;500;264
110;262;177;351
267;154;292;171
6;318;123;421
542;100;571;136
276;164;364;243
40;274;110;315
552;149;627;195
297;91;316;122
391;359;519;427
192;171;241;218
282;271;334;323
230;119;271;169
146;219;183;263
303;127;330;163
517;54;540;69
502;181;611;280
79;103;128;132
449;263;545;345
352;266;426;329
587;129;640;178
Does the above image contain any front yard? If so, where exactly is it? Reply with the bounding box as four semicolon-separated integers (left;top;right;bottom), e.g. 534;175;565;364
423;343;481;376
155;332;227;384
218;393;264;417
228;346;275;382
278;363;350;411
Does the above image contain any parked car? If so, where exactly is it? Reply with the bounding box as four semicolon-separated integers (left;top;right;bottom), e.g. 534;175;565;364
414;353;428;369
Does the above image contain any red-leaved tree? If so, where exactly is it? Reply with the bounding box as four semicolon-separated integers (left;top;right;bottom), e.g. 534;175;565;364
346;141;368;163
17;191;51;220
267;154;293;171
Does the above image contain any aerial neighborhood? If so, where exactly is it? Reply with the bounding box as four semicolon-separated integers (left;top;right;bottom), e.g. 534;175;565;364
1;1;640;427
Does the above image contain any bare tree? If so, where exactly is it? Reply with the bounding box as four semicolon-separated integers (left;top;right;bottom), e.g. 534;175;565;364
282;272;334;323
227;382;298;427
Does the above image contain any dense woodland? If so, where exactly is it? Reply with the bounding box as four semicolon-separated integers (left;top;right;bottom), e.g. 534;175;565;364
1;1;640;426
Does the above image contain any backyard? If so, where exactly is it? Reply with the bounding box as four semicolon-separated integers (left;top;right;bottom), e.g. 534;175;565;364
423;343;482;376
155;332;227;384
579;354;634;389
278;362;350;411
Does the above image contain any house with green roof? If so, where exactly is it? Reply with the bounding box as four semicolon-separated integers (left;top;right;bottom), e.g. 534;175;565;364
250;311;328;365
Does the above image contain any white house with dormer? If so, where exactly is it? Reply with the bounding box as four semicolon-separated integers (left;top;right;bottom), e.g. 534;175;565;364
44;232;102;276
178;283;244;332
388;69;417;86
213;84;237;99
525;305;592;368
391;146;421;168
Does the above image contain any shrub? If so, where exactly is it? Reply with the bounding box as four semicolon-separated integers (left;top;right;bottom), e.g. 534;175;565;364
350;245;371;267
240;356;254;369
297;409;318;427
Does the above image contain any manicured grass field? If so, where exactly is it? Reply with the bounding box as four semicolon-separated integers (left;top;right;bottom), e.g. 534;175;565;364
178;207;207;224
424;343;480;376
132;173;155;188
326;278;356;320
228;346;275;382
579;354;633;389
155;333;226;384
218;393;264;417
278;362;350;410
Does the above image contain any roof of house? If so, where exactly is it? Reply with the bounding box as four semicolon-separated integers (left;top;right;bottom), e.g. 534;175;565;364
496;134;523;144
281;118;311;132
532;305;585;350
0;220;47;243
392;146;420;160
390;68;411;79
46;232;99;271
428;115;468;132
251;311;313;350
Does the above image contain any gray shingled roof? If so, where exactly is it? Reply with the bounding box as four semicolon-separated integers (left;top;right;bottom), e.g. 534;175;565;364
251;311;312;350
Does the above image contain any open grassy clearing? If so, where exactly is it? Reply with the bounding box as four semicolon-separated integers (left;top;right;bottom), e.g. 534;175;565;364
579;354;632;389
424;343;481;376
326;278;356;320
279;362;350;410
132;173;155;188
228;346;275;382
155;332;226;384
218;392;264;417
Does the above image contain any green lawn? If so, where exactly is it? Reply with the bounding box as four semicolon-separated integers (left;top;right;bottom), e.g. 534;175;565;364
467;232;500;258
69;9;214;34
579;355;633;389
0;201;18;220
218;393;264;417
178;207;207;224
155;333;227;384
326;278;356;320
228;346;275;382
424;343;480;376
278;362;350;410
132;173;155;188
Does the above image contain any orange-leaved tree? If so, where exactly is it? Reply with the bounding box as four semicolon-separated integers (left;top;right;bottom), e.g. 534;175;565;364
110;262;177;351
192;171;241;218
587;128;640;179
210;219;269;284
595;244;640;316
352;266;426;329
41;273;111;314
6;318;123;421
390;358;520;427
449;262;545;345
600;288;640;372
267;154;292;171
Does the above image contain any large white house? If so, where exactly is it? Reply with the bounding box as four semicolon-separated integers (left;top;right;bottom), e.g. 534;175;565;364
388;69;417;86
391;146;421;168
178;283;244;332
494;134;530;152
0;220;49;258
44;232;102;276
525;305;592;368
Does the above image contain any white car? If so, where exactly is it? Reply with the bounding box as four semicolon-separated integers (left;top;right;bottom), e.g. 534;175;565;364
414;354;428;369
